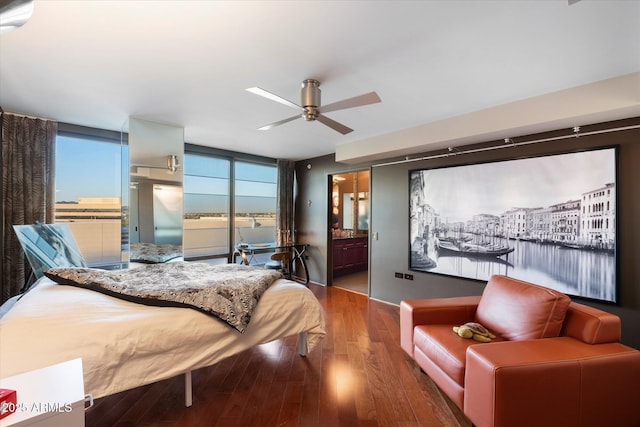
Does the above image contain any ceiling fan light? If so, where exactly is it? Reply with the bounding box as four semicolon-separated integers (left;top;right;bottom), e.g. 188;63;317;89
303;107;318;121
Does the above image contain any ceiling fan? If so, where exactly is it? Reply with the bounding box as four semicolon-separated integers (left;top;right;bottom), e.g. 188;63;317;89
246;79;381;135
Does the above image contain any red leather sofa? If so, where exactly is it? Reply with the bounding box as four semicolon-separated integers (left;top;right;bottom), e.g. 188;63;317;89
400;275;640;427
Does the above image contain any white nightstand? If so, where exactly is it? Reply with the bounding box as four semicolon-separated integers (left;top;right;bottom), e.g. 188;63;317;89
0;359;86;427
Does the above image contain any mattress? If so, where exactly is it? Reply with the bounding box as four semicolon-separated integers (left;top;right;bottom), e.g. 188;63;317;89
0;276;326;399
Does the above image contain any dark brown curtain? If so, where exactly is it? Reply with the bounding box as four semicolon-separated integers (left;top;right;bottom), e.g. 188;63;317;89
1;113;57;303
275;159;295;246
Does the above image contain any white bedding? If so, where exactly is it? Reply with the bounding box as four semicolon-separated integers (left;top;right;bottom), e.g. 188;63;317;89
0;276;326;399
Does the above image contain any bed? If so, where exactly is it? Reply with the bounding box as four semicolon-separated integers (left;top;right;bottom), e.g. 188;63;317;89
0;266;326;405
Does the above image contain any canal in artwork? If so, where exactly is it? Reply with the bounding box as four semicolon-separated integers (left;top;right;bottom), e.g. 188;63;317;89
426;238;616;302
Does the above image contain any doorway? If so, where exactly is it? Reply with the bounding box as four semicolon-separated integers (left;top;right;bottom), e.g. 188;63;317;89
329;170;370;294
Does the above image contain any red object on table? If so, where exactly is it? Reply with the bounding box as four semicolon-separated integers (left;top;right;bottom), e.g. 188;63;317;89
0;388;17;420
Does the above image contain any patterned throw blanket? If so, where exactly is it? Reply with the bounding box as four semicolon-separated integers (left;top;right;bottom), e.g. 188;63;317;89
43;262;282;333
130;242;183;263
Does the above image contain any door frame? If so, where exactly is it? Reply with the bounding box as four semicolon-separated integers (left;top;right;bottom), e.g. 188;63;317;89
327;169;371;293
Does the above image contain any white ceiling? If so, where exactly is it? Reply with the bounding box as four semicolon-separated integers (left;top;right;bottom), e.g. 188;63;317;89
1;0;639;162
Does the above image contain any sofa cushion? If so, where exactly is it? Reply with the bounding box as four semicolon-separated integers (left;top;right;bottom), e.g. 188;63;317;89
475;275;571;341
414;325;470;386
414;324;504;387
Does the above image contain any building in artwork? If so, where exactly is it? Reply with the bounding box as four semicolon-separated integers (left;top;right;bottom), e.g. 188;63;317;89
581;183;615;250
549;199;581;244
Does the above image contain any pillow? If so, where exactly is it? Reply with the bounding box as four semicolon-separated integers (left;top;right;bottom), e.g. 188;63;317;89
475;275;571;341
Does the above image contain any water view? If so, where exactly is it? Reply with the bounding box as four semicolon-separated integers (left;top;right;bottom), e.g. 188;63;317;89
423;236;616;302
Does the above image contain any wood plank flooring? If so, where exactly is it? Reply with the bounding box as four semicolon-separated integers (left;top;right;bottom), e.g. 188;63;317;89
85;284;472;426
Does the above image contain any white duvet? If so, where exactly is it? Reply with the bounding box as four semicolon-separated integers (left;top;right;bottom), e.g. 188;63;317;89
0;276;326;399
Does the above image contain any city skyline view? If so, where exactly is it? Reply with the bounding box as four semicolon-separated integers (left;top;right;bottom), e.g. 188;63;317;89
56;136;276;215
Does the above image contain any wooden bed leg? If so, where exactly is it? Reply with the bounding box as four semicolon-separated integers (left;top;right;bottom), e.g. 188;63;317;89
298;332;308;357
185;371;193;407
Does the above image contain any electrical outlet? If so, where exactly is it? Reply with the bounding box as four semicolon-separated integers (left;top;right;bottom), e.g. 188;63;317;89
404;273;414;280
394;272;403;279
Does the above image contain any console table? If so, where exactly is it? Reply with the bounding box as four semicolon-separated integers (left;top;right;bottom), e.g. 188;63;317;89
234;242;309;285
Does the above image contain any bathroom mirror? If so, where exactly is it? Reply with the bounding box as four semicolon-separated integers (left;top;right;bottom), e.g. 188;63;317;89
332;170;369;236
128;118;184;264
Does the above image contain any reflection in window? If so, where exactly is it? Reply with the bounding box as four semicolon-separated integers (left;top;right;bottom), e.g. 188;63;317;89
55;132;123;267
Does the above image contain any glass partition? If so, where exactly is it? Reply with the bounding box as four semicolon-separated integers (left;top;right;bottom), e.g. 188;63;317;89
128;118;184;264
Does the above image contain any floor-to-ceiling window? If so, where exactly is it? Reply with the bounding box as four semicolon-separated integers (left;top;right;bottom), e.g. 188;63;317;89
234;161;277;246
55;124;124;268
183;145;277;262
183;153;230;258
54;131;276;265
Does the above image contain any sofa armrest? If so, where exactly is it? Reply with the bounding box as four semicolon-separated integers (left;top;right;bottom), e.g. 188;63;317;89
561;301;621;344
464;337;640;427
400;296;480;356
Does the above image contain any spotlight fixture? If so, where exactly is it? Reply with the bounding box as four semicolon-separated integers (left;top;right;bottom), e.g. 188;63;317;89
573;126;581;138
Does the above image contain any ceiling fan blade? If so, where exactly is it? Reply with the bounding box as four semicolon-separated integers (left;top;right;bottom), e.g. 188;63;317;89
0;0;34;33
316;114;353;135
319;91;381;114
246;87;302;111
258;114;301;131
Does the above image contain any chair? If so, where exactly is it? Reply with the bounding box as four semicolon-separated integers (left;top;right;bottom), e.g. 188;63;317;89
265;251;291;277
400;274;640;427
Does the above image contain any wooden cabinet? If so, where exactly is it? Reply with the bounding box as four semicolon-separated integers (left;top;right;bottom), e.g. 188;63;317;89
333;237;368;277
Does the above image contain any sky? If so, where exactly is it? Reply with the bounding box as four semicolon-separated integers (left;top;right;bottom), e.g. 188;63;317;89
56;135;123;202
415;147;616;223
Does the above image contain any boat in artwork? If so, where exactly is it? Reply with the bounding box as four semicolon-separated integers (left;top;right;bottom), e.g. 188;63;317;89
436;237;514;258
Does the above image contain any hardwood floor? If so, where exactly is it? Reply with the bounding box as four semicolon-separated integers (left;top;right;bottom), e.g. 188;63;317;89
332;270;369;294
85;284;472;427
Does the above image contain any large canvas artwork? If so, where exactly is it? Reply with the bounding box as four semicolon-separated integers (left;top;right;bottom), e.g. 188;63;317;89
409;147;618;303
13;222;86;279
